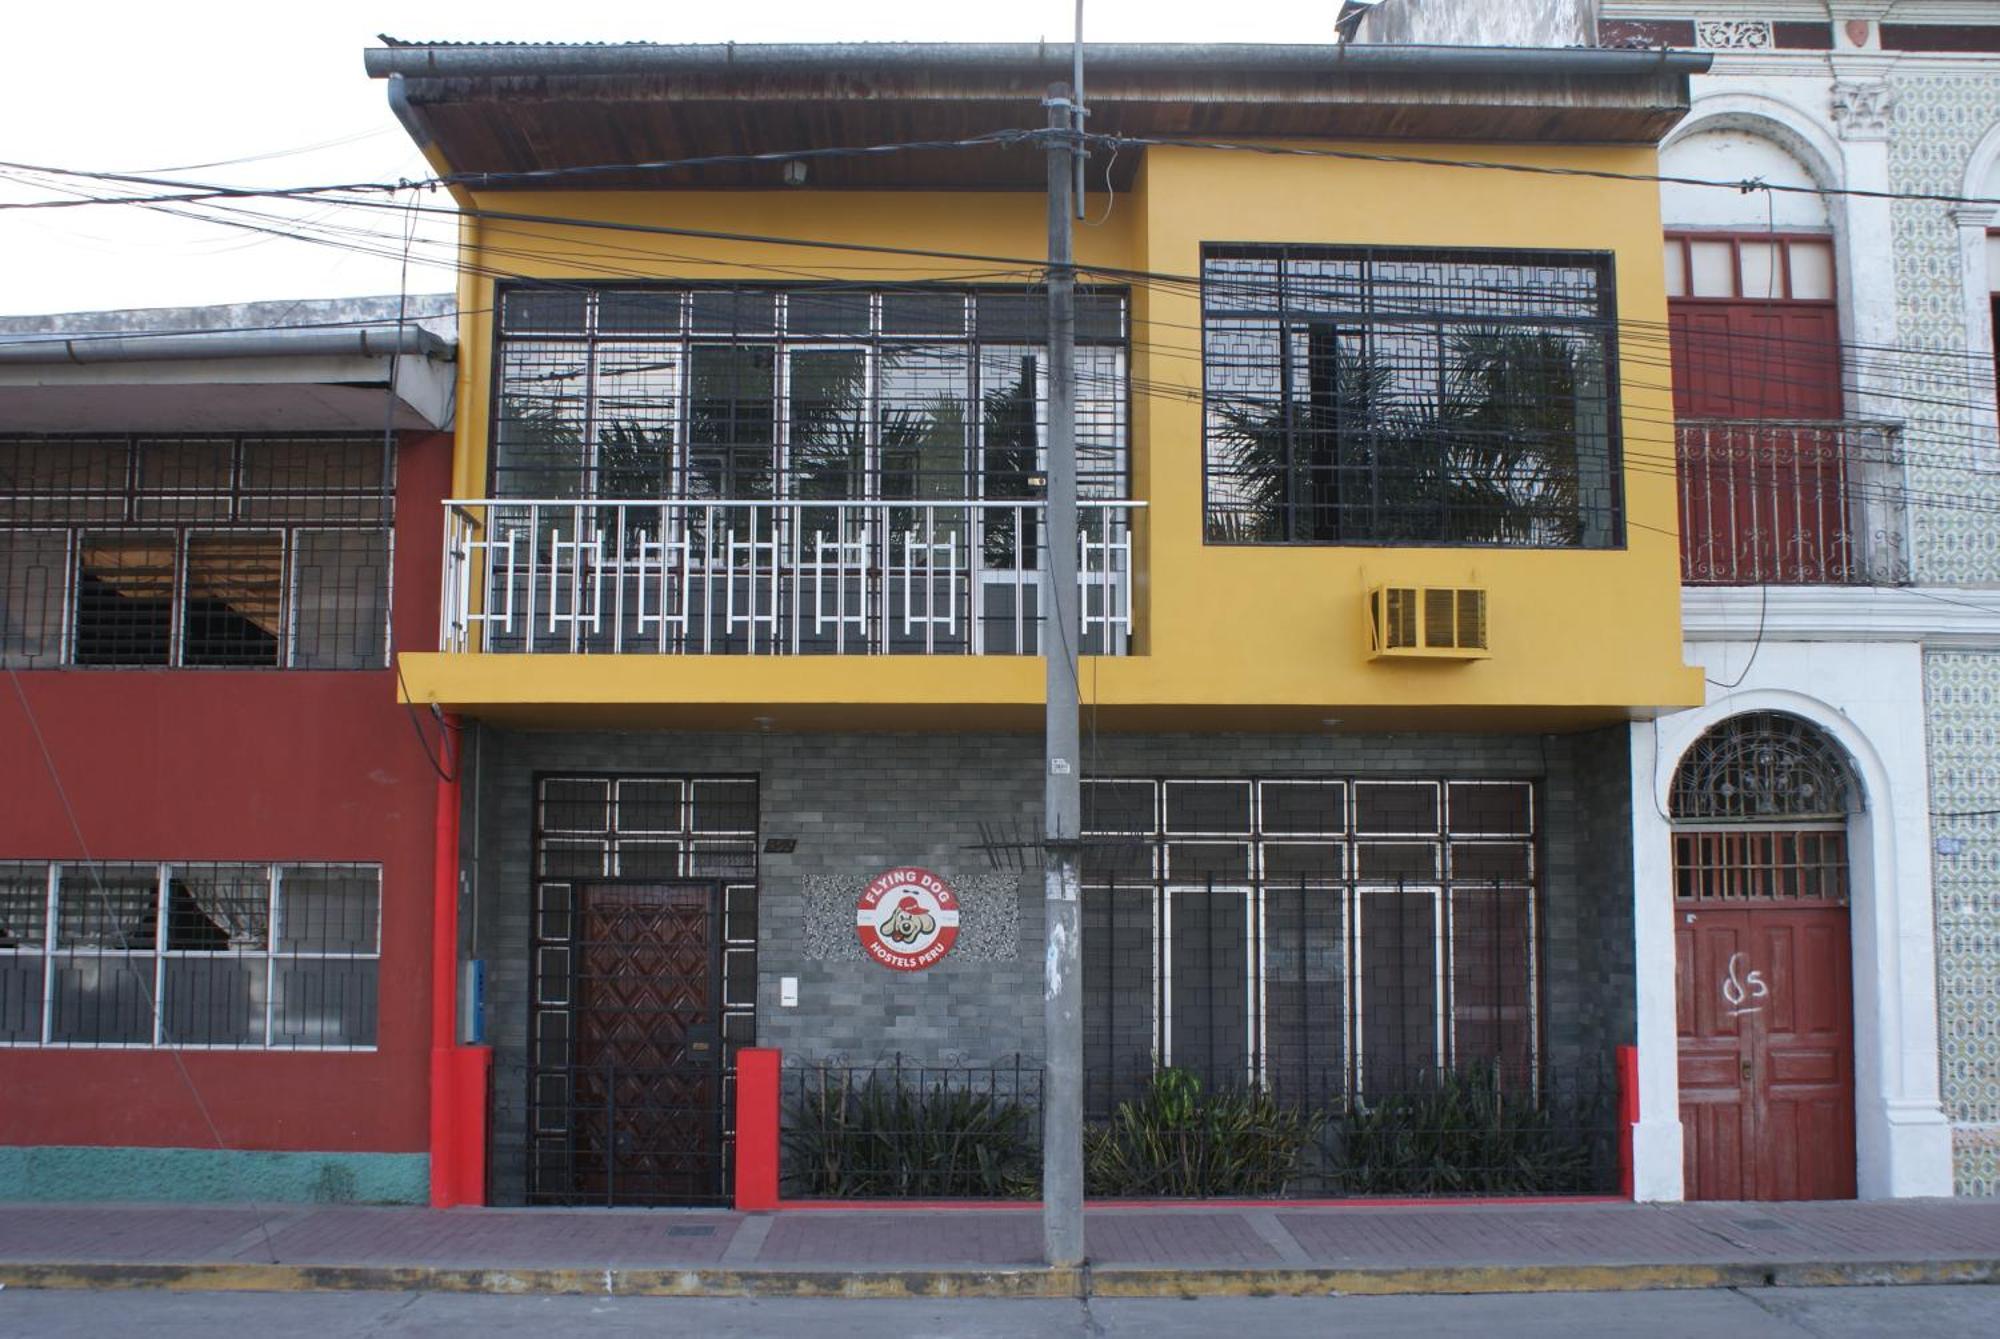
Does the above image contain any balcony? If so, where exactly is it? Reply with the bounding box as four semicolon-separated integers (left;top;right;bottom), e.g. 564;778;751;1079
440;498;1139;656
1676;420;1907;586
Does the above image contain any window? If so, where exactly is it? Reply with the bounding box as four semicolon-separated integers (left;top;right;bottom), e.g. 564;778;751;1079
1080;776;1538;1106
0;861;381;1048
0;436;392;669
491;284;1129;502
1664;232;1841;419
1202;245;1620;546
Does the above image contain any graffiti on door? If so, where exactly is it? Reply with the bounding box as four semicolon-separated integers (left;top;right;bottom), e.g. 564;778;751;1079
1720;952;1770;1017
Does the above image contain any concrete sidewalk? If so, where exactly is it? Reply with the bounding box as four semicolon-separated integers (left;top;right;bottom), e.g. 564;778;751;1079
2;1198;1998;1298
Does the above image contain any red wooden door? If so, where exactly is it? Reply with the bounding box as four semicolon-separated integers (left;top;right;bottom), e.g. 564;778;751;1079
1676;903;1855;1200
571;882;724;1204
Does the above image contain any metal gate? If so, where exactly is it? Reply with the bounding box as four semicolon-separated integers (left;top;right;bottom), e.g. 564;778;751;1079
529;880;727;1205
526;773;759;1206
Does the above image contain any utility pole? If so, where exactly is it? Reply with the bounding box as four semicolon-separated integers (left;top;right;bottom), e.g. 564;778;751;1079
1041;79;1085;1271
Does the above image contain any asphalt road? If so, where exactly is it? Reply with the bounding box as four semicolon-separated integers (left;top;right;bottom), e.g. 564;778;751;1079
2;1286;1998;1337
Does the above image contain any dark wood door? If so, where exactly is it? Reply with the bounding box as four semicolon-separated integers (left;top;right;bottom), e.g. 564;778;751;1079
1676;904;1855;1200
571;882;724;1205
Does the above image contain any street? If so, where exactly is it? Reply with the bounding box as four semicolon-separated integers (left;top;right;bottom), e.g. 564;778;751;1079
2;1286;1998;1337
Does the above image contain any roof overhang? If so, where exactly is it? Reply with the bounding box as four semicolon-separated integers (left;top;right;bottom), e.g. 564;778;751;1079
364;41;1711;191
0;326;455;433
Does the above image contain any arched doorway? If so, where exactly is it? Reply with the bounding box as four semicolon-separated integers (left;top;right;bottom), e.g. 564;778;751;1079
1670;710;1858;1200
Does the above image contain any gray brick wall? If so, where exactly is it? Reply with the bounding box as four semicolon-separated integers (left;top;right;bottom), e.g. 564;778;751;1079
463;726;1634;1202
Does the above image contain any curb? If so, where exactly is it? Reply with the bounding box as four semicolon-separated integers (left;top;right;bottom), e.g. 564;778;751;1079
2;1257;1997;1298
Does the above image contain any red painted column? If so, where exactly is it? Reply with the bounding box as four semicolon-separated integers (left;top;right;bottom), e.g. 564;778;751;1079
427;713;490;1208
735;1048;782;1212
1616;1043;1640;1201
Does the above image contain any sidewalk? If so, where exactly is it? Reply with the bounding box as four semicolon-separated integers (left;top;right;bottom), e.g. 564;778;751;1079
2;1198;1998;1298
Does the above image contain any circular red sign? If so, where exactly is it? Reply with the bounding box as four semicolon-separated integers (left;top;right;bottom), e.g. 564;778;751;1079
856;867;961;972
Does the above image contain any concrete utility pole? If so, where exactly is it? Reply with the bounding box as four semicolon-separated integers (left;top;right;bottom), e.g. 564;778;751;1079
1041;80;1085;1270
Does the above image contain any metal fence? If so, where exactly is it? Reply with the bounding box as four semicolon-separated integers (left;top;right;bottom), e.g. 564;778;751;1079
781;1056;1043;1200
1083;1061;1617;1199
776;1054;1617;1201
1676;419;1907;585
440;497;1138;656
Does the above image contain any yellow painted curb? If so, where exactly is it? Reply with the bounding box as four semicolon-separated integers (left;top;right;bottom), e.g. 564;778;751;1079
0;1258;1993;1299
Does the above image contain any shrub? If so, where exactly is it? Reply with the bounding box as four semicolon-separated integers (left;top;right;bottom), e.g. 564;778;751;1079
1084;1067;1321;1197
783;1069;1039;1199
1331;1064;1600;1195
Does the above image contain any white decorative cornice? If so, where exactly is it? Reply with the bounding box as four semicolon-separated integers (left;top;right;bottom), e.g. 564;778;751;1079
1948;204;1997;228
1830;79;1896;140
1683;586;2000;649
1697;18;1776;50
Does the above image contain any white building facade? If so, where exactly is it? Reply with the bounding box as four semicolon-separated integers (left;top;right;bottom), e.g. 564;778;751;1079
1601;1;2000;1199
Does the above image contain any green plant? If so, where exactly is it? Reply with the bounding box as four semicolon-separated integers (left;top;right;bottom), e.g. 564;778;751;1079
783;1070;1040;1200
1331;1064;1601;1196
1083;1067;1321;1198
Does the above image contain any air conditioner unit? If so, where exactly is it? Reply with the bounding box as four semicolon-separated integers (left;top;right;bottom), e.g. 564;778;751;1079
1367;585;1489;659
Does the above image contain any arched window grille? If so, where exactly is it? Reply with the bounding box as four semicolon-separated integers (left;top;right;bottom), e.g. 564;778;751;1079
1670;711;1860;823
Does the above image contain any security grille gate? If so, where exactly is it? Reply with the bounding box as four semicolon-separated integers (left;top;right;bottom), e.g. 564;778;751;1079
1081;776;1541;1111
528;775;758;1206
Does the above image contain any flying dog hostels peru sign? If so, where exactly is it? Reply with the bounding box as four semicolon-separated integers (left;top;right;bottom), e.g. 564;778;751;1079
855;867;960;971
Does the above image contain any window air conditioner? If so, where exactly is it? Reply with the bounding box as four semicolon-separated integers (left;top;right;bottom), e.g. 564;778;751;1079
1367;585;1489;659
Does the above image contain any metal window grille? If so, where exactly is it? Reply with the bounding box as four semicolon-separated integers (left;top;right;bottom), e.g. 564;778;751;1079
492;284;1129;503
527;774;759;1206
1201;245;1622;547
1080;776;1540;1107
0;860;381;1048
0;435;393;669
1672;828;1850;905
1668;710;1860;822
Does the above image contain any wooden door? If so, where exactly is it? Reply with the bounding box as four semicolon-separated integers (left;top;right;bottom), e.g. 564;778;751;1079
1676;903;1855;1200
570;882;724;1204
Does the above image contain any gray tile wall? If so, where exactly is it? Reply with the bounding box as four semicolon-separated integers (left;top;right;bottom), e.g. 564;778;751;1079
463;726;1634;1202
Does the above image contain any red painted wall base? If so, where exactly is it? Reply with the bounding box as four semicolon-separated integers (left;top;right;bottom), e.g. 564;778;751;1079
735;1048;781;1212
1617;1043;1640;1200
429;1045;492;1208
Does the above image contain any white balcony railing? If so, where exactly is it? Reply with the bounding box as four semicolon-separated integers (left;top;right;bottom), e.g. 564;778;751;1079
440;498;1141;656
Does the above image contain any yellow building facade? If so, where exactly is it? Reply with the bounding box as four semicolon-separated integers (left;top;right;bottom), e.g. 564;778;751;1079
402;140;1700;730
372;40;1710;1209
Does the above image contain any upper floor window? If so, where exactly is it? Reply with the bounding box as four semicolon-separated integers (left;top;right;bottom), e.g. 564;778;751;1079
492;284;1130;503
0;436;391;670
1202;245;1621;547
1664;232;1840;419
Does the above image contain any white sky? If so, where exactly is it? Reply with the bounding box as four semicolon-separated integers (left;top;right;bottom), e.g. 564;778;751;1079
0;1;1344;318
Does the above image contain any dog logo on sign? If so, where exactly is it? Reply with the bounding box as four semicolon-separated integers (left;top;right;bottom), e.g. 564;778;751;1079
856;867;960;971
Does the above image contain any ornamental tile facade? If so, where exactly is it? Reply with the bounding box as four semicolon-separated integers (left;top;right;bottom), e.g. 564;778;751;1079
1889;73;2000;585
1924;652;2000;1195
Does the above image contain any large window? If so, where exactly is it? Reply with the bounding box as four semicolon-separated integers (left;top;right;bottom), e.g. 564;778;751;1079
0;436;392;668
0;861;381;1049
491;284;1130;502
1081;776;1539;1106
1202;245;1621;546
1664;232;1840;419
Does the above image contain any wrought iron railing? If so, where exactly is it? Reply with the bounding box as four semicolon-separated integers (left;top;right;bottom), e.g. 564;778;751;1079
1083;1062;1616;1199
1676;419;1907;585
775;1054;1617;1200
439;497;1140;656
782;1055;1044;1200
